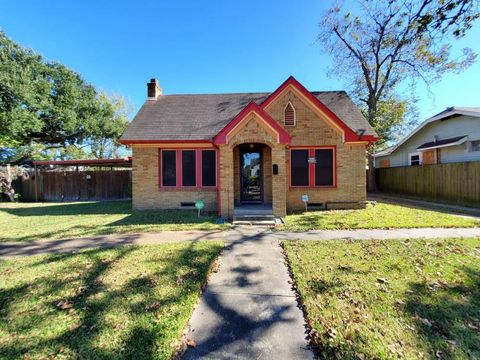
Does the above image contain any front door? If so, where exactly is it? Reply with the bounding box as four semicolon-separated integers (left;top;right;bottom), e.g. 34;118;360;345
240;147;263;203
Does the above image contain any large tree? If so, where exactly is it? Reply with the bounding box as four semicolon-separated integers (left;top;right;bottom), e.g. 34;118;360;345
318;0;479;189
0;31;129;163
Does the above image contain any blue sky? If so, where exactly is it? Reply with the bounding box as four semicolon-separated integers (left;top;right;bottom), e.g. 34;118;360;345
1;0;479;123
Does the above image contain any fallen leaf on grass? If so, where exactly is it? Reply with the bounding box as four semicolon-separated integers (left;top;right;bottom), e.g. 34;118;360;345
186;338;196;347
416;316;433;327
326;327;337;340
56;300;73;310
145;302;161;312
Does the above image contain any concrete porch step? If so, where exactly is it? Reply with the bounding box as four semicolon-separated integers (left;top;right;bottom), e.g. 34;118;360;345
233;208;273;216
232;214;277;226
232;220;277;226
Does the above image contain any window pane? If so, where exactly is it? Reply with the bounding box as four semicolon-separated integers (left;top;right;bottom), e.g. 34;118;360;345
291;150;309;186
202;150;216;186
182;150;196;186
315;149;334;186
410;154;420;166
162;150;176;186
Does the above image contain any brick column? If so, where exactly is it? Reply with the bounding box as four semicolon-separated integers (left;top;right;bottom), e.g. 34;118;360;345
219;145;234;219
271;146;287;217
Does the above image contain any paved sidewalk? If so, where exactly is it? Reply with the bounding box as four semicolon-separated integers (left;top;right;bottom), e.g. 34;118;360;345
182;227;314;360
0;230;225;259
1;227;479;259
271;227;480;241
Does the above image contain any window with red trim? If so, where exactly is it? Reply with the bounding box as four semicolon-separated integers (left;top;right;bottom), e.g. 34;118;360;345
290;147;335;187
315;149;334;186
161;150;176;186
291;150;309;186
160;149;216;188
182;150;196;186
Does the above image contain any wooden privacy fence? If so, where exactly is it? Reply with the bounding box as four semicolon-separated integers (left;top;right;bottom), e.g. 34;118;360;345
15;170;132;201
376;161;480;206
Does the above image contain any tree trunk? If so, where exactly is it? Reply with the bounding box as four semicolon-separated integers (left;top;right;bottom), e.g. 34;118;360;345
2;165;16;201
367;152;376;193
366;97;378;193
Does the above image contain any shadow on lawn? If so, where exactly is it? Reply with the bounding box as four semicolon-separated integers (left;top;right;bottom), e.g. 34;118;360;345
0;201;131;216
403;265;480;359
0;201;220;242
0;241;220;359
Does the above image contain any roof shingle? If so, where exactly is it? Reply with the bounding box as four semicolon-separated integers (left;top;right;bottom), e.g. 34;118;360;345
121;91;375;142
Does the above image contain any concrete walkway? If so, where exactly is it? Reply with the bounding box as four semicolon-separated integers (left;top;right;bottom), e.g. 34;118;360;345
1;227;480;259
0;231;225;259
182;227;314;360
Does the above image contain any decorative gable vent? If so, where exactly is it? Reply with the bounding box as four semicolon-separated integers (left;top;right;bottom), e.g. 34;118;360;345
284;102;295;126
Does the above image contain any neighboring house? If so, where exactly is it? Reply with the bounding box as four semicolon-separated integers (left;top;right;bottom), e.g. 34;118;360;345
375;107;480;168
120;76;377;218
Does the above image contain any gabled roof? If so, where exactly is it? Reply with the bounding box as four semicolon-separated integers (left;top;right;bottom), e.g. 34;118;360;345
120;77;377;144
213;101;291;145
375;106;480;157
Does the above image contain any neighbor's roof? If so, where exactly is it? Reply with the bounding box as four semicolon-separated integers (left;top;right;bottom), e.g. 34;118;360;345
120;91;376;142
374;106;480;157
416;135;468;151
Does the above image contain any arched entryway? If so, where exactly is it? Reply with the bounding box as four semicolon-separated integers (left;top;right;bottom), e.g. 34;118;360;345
233;143;272;206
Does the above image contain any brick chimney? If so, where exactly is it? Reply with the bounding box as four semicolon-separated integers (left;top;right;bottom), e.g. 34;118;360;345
147;78;162;100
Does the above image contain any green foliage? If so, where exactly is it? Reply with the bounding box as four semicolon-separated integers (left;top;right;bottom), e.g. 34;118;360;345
319;0;479;143
0;31;130;163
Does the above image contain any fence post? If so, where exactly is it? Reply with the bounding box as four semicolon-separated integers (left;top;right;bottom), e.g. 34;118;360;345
34;165;39;202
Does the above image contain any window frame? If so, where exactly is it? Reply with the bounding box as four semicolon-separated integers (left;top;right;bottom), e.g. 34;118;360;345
160;149;177;188
289;146;336;189
469;140;480;152
283;101;296;127
408;152;422;166
158;148;217;190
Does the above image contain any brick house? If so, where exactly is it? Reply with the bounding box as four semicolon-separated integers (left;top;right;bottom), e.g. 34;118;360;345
120;76;377;218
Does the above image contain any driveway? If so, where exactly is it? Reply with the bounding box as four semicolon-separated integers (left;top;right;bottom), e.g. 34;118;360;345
182;227;314;360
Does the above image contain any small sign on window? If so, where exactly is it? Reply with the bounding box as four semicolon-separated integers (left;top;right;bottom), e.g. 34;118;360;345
308;157;317;164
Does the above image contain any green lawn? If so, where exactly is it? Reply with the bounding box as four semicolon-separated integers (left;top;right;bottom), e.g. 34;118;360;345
283;238;480;359
0;241;223;359
282;203;480;231
0;201;227;243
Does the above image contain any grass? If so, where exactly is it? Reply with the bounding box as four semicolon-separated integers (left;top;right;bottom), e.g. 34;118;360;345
281;202;480;231
0;241;223;359
0;201;227;243
283;238;480;359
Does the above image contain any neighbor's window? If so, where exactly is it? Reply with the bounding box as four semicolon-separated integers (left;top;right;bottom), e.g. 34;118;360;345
409;153;421;166
202;150;216;186
315;149;334;186
470;140;480;152
291;149;309;186
161;150;176;186
290;148;336;187
284;102;295;126
182;150;196;186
